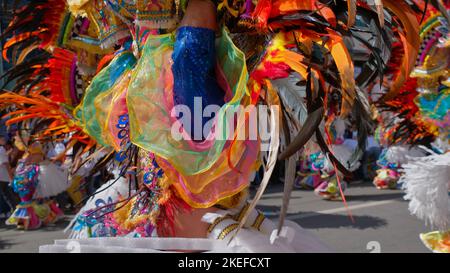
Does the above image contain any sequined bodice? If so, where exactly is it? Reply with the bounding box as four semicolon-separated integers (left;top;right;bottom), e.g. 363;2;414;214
11;159;40;199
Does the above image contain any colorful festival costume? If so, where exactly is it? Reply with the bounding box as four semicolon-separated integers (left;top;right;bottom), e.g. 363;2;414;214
378;4;450;252
0;0;448;252
6;157;65;229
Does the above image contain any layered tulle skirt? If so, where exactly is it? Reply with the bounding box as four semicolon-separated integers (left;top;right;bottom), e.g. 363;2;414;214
34;161;70;199
74;27;260;208
6;199;64;230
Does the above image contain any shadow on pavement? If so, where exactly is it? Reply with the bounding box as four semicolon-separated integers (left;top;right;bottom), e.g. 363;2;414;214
345;181;381;190
288;212;388;230
255;203;388;230
0;239;17;250
40;219;71;232
345;192;405;202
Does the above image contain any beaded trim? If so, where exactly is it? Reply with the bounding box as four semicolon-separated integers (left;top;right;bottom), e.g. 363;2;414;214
207;215;233;234
217;223;239;240
251;212;265;231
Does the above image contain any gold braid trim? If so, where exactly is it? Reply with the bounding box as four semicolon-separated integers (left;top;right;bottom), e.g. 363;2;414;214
207;215;233;234
217;223;239;240
251;212;265;231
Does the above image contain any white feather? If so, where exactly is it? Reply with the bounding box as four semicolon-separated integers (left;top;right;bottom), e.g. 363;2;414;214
401;152;450;231
385;145;427;165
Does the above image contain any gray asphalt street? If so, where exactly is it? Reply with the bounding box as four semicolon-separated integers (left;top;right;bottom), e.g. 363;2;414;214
0;181;430;253
258;182;430;253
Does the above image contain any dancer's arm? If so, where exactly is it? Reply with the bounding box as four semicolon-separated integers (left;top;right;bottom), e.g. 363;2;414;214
179;0;218;31
159;0;220;239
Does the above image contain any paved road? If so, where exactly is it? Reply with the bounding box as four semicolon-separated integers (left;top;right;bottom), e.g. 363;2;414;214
0;181;431;253
257;182;430;253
